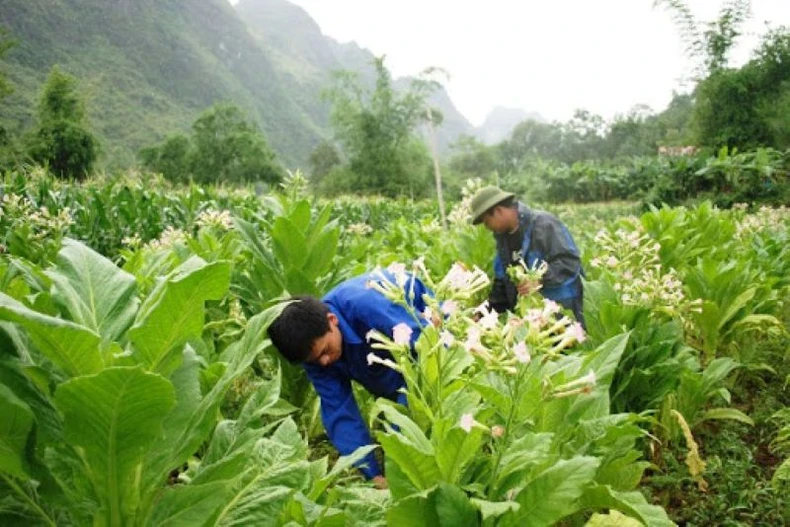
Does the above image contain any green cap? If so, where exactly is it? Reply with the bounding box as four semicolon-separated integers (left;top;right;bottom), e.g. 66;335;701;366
469;186;515;224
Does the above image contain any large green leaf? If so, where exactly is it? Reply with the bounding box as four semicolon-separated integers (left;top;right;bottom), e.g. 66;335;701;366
700;407;754;425
469;498;520;521
47;238;139;344
209;428;312;526
580;485;674;527
387;484;479;527
386;492;439;527
139;306;284;510
289;200;313;233
374;403;433;454
433;483;479;526
0;293;103;377
128;257;230;374
55;367;176;526
378;434;441;490
582;332;630;389
272;217;308;269
433;422;483;483
303;228;340;278
145;481;232;527
717;287;755;330
772;458;790;491
0;360;62;446
503;456;600;527
0;384;33;478
492;432;554;497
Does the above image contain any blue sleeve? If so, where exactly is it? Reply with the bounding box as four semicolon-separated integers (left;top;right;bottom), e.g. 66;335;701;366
305;365;382;479
346;283;429;349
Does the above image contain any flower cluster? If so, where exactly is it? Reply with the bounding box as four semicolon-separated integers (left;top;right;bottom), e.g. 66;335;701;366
506;256;547;293
591;221;701;316
0;194;74;244
145;225;187;251
345;222;373;236
446;177;485;225
363;258;597;452
196;208;234;231
734;205;790;239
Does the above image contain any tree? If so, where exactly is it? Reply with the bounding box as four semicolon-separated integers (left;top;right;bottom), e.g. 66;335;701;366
693;27;790;149
448;135;497;179
307;140;341;186
27;66;99;180
323;56;439;196
0;29;17;170
139;103;283;185
190;103;282;184
0;28;14;101
139;134;192;182
604;105;664;158
654;0;751;78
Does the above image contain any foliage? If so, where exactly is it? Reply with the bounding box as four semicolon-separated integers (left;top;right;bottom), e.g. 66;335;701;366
653;0;752;78
323;56;438;197
694;27;790;151
26;66;99;180
307;140;342;187
360;265;672;526
1;169;789;524
140;103;284;185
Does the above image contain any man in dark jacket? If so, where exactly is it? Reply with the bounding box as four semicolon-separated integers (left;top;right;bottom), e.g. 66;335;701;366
470;186;585;327
267;270;431;489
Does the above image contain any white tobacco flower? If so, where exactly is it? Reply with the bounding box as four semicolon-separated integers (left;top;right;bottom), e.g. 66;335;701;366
386;262;408;287
478;309;499;330
439;330;455;347
366;353;401;371
569;322;586;344
542;299;562;317
441;299;458;316
392;323;413;346
196;209;233;230
513;341;531;364
526;308;549;330
460;413;475;433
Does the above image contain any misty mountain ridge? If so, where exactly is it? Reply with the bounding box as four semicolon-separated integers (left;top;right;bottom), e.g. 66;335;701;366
475;106;546;145
0;0;540;170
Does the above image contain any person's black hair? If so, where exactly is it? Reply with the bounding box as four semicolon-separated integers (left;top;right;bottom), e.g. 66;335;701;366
267;295;330;363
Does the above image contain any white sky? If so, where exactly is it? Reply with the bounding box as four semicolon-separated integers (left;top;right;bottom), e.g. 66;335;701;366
231;1;790;125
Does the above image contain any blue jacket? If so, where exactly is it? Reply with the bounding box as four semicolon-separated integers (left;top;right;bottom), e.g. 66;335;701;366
303;271;430;479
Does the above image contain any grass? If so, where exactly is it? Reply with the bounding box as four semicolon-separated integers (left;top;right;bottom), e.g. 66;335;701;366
644;360;790;526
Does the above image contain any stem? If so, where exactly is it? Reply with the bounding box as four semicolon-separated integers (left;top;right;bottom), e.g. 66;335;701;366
1;474;57;527
486;367;526;500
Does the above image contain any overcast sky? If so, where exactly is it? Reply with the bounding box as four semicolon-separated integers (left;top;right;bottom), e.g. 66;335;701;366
231;1;790;125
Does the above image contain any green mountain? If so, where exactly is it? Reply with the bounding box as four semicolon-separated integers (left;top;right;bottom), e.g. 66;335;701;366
234;0;474;153
0;0;473;170
0;0;331;168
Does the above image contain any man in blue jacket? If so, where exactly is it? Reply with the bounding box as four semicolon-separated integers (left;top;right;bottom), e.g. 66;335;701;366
470;185;585;327
267;270;431;489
